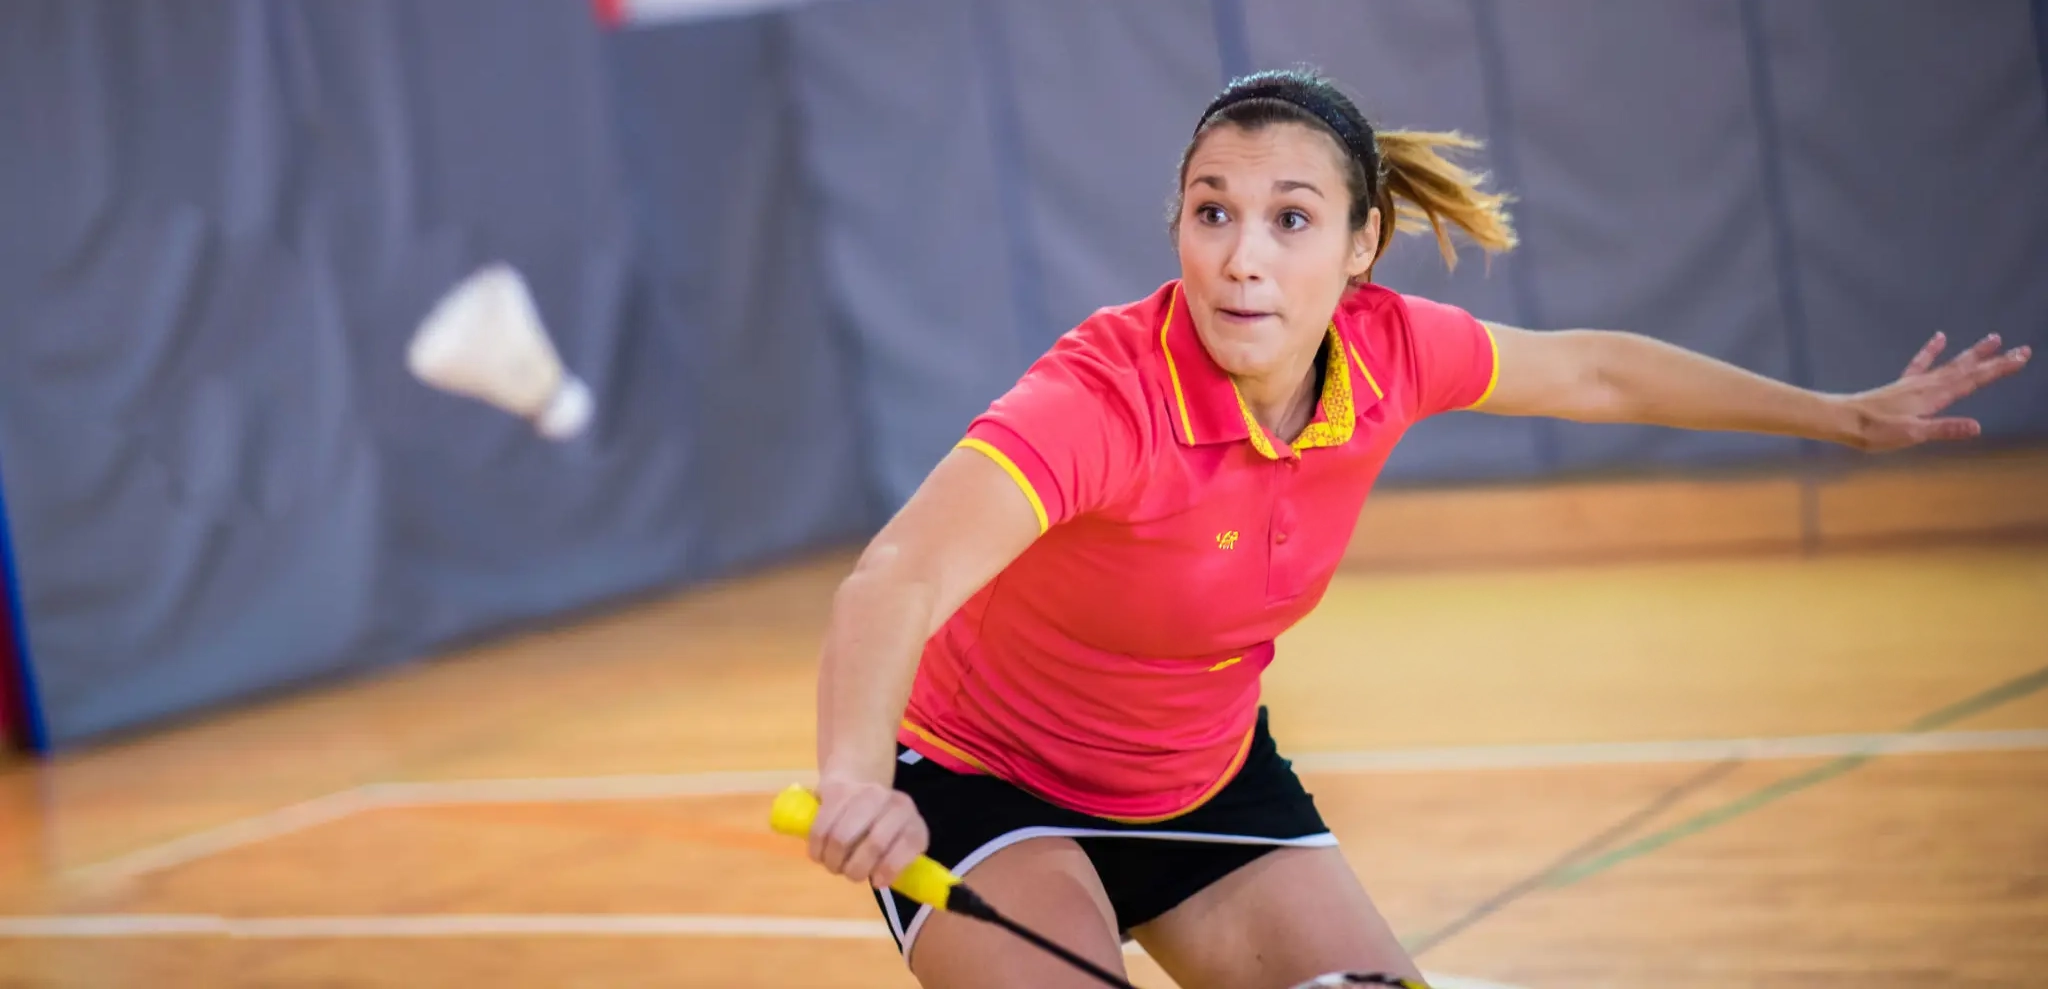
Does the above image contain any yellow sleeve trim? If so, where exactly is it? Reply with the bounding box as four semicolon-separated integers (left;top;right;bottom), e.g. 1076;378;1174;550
1466;320;1502;410
957;437;1050;533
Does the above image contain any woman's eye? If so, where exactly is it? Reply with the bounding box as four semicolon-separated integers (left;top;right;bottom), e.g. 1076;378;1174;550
1197;204;1228;225
1278;209;1310;231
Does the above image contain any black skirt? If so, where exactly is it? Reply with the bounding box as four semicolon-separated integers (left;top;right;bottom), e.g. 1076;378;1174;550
874;707;1333;958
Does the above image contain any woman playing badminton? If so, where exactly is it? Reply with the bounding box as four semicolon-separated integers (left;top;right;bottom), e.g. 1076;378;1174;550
802;68;2030;988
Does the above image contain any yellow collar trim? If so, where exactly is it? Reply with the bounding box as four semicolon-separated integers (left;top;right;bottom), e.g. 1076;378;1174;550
1231;325;1356;460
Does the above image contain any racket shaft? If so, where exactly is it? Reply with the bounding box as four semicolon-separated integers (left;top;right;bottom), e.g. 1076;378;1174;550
981;911;1138;989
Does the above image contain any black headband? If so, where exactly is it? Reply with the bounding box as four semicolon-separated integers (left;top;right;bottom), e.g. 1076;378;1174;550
1195;83;1377;171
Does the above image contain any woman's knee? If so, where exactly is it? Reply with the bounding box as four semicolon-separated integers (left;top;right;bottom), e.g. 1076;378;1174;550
906;837;1126;989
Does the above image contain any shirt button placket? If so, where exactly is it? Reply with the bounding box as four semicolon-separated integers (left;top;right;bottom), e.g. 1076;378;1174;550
1267;461;1298;600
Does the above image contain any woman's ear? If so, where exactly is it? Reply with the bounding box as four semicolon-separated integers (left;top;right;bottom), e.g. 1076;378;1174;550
1346;207;1381;280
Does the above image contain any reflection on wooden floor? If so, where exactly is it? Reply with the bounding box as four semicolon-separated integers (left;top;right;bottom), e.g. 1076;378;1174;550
1;539;2044;987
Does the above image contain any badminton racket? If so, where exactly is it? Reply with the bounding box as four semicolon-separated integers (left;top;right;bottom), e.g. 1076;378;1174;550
769;786;1428;989
771;785;1139;988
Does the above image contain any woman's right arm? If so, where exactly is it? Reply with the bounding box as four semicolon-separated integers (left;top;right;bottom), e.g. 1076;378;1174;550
808;444;1047;890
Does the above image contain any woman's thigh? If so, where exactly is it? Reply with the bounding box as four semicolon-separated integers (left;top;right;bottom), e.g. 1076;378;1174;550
1128;845;1421;989
907;836;1128;989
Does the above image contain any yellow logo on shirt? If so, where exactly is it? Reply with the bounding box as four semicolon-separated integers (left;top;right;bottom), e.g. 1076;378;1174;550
1216;530;1239;549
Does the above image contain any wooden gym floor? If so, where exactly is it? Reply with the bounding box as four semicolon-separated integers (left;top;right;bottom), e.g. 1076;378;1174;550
0;468;2044;986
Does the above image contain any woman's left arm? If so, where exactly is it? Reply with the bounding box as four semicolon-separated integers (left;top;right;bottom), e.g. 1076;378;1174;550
1477;324;2031;453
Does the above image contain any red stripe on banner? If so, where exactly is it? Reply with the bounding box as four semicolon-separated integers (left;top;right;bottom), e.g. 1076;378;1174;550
591;0;627;28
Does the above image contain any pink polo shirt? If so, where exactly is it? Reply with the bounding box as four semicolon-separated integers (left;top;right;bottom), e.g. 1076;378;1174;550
899;279;1498;822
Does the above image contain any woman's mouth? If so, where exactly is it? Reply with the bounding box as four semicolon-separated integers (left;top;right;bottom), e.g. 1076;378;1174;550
1217;307;1275;324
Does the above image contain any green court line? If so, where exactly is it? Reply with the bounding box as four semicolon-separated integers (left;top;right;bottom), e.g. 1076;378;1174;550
1405;756;1741;956
1546;663;2048;887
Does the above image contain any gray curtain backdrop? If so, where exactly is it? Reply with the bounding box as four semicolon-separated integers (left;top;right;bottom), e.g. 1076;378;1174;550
0;0;869;747
3;0;2044;748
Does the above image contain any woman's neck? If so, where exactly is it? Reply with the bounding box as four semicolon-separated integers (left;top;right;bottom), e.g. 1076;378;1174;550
1235;341;1326;444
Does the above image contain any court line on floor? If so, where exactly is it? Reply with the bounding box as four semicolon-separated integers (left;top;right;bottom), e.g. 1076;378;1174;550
0;913;887;939
1286;727;2048;773
0;912;1528;988
1546;663;2048;887
1403;755;1745;958
68;789;377;890
65;771;801;888
69;727;2048;887
1402;663;2048;961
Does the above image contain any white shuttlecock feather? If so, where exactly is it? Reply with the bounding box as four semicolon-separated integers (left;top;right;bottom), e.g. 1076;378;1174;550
407;262;593;441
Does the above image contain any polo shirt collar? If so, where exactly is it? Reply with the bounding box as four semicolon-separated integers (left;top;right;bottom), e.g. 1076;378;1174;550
1157;282;1382;460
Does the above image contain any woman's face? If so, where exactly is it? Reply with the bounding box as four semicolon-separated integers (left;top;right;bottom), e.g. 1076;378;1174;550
1175;122;1379;381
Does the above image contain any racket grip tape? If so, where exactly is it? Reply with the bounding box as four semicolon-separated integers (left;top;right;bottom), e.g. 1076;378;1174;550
769;784;966;912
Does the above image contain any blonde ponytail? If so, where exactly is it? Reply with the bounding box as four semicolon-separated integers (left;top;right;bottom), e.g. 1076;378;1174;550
1373;130;1518;271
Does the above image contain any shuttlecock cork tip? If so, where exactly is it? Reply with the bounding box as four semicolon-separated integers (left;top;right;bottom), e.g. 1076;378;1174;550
537;375;594;441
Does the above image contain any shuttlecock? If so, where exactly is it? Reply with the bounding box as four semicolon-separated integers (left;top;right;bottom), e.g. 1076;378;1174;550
407;262;593;441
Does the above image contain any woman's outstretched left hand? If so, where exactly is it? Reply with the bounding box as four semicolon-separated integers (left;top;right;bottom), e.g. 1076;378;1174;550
1841;332;2031;453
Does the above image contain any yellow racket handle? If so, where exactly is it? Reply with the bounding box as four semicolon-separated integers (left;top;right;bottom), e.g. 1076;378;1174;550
770;784;963;911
